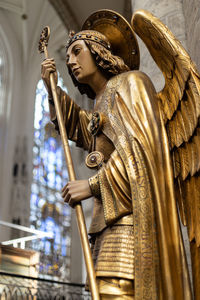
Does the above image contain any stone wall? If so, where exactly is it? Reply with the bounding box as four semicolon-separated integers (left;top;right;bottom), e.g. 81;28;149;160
132;0;187;91
183;0;200;70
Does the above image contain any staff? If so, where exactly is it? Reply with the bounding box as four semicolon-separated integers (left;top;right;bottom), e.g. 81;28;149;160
38;26;99;300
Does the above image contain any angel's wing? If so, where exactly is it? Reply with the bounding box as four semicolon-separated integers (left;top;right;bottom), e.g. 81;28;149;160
131;9;200;298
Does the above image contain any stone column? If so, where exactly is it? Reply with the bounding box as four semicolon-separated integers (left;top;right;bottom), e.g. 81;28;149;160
182;0;200;70
132;0;187;91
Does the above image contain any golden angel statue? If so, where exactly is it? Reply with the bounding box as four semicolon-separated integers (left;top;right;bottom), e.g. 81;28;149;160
41;9;200;300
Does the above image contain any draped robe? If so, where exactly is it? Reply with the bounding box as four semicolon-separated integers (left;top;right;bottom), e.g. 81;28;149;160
50;70;192;300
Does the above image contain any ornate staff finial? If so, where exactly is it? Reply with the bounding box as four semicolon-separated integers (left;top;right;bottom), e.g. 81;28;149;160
38;26;50;53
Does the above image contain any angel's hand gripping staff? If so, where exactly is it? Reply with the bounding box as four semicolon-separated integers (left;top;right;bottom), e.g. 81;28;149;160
38;26;99;300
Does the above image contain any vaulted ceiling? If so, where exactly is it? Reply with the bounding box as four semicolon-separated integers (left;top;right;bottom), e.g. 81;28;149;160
0;0;132;65
49;0;132;31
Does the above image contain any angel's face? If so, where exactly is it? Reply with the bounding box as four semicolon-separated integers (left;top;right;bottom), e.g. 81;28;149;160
66;40;98;84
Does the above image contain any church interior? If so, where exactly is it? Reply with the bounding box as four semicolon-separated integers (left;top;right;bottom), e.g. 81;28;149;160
0;0;199;298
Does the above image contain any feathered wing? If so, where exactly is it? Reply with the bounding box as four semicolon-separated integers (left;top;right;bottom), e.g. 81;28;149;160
131;9;200;298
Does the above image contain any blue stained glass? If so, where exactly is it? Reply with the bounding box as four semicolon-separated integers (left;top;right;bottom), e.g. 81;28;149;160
62;245;67;256
48;151;56;164
47;164;54;173
55;231;60;244
63;206;70;217
37;80;43;89
30;216;37;223
45;241;51;255
55;182;60;190
43;100;49;112
36;93;42;103
48;194;55;204
37;211;42;218
49;137;57;151
34;114;43;130
56;157;62;165
55;192;62;201
56;175;62;186
33;156;39;165
34;131;40;139
56;148;62;157
35;139;41;148
63;169;68;180
56;202;62;212
47;172;55;184
33;169;38;180
37;220;41;227
30;194;38;208
32;183;39;194
31;74;71;280
43;175;48;183
33;146;39;154
42;150;48;162
56;166;61;174
63;219;70;227
38;198;45;208
56;163;62;173
45;217;55;232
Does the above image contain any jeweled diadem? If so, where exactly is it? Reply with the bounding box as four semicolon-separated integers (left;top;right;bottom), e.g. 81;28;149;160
66;30;111;50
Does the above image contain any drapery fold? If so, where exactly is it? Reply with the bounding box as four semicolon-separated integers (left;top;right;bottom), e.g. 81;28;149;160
50;71;192;299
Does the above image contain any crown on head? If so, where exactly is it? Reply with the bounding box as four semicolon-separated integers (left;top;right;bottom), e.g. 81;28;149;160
66;30;111;51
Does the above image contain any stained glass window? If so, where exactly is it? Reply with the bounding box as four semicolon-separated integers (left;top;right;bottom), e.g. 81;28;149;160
31;75;71;280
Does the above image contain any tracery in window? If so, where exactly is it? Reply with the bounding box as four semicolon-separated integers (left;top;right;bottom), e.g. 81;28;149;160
31;75;70;280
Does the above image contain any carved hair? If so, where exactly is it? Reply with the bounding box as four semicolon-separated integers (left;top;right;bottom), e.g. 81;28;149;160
67;40;130;99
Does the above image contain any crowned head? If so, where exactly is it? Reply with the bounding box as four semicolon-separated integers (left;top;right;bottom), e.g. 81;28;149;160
65;10;140;99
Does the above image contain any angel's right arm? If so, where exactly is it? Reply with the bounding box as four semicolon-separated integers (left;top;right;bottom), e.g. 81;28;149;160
49;86;92;151
41;58;92;150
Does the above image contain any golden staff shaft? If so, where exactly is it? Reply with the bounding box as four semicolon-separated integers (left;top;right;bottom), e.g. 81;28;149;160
44;48;99;300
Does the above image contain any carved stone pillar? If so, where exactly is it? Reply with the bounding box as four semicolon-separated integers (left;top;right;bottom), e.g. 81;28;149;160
132;0;187;91
10;136;30;236
182;0;200;70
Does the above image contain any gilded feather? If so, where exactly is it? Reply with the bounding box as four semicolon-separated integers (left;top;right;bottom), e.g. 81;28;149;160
132;9;200;299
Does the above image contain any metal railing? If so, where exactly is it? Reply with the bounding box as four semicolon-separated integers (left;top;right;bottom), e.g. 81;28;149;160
0;220;53;249
0;272;91;299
